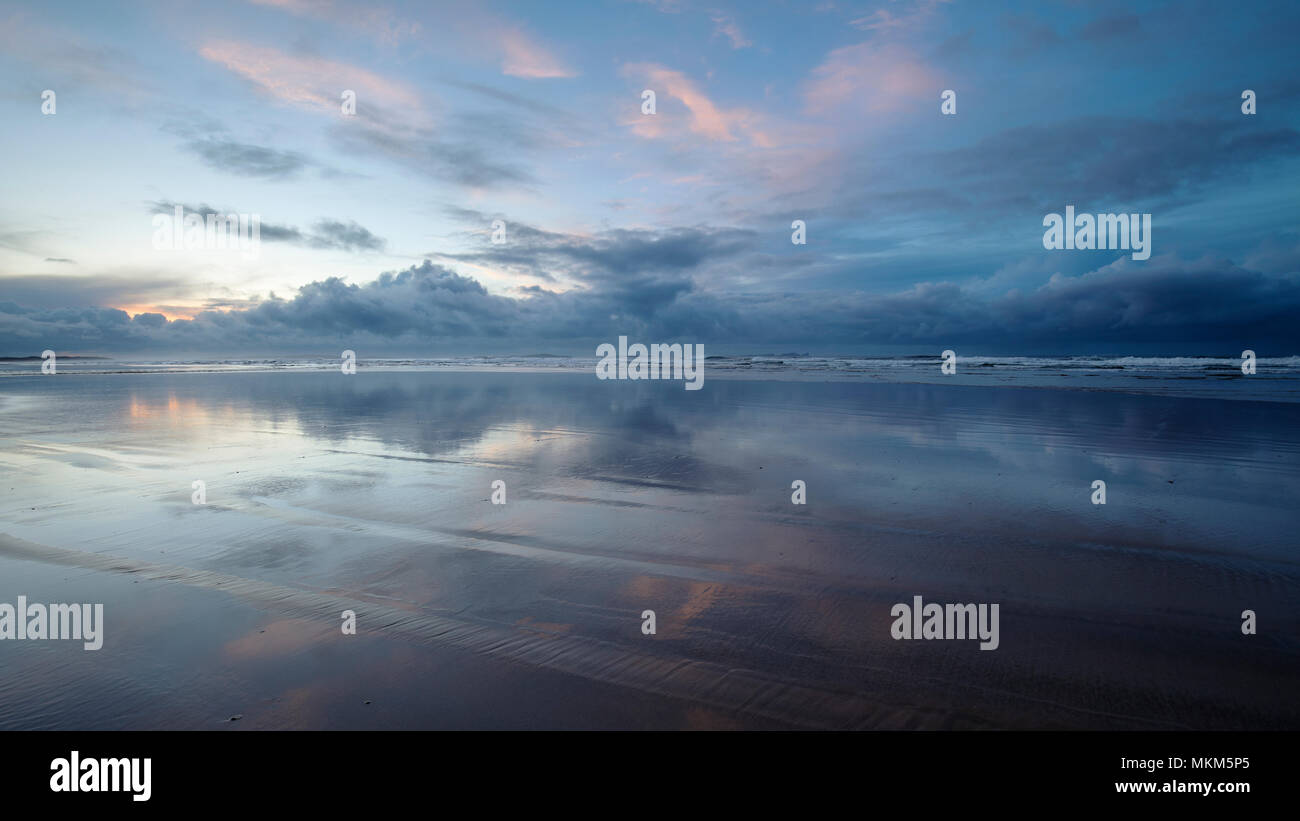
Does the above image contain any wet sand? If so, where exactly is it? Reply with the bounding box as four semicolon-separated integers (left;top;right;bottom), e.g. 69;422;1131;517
1;370;1297;729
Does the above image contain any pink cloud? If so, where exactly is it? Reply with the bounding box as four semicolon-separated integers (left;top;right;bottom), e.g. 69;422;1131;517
623;63;758;143
499;29;575;78
198;41;423;113
803;42;938;115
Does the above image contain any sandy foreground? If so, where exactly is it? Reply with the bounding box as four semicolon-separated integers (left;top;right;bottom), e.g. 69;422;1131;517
1;370;1297;729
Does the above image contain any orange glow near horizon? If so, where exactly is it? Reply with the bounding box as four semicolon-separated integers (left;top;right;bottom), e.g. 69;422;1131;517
115;304;196;322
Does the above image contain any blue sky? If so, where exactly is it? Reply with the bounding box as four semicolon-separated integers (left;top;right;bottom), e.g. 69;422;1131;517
1;0;1298;355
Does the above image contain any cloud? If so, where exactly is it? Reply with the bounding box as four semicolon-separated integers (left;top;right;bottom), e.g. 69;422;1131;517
803;42;939;115
849;0;950;34
850;9;908;32
622;63;774;146
187;59;538;188
499;29;576;78
821;115;1300;232
198;40;423;113
926;117;1300;208
1244;233;1300;274
147;202;386;252
328;115;535;187
626;63;734;140
5;251;1297;355
160;118;328;180
194;39;570;187
290;72;578;188
439;78;573;118
430;211;756;298
306;220;386;252
710;12;752;49
186;137;314;179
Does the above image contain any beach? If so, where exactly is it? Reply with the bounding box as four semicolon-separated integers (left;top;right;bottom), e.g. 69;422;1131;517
1;368;1297;729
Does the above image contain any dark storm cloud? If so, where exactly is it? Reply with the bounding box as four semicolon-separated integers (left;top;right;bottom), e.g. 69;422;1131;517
555;227;756;280
240;263;511;338
4;254;1298;355
832;256;1300;347
430;210;757;303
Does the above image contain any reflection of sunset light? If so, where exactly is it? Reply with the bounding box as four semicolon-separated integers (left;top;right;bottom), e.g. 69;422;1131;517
473;426;588;467
476;427;541;461
124;392;307;441
127;392;206;424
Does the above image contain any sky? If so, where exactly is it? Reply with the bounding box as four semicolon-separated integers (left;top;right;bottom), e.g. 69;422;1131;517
1;0;1298;356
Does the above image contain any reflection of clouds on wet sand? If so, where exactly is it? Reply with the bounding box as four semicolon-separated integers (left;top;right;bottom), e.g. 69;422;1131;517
0;370;1297;728
224;618;327;660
